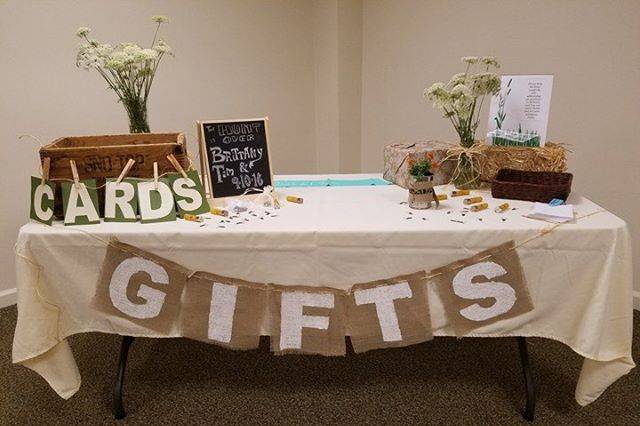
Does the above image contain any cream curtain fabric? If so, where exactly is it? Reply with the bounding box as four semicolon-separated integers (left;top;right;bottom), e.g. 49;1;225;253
12;174;634;405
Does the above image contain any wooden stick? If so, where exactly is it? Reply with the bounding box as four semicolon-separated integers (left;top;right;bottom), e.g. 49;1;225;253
116;159;136;184
69;159;80;190
41;157;50;185
153;162;159;190
166;154;188;179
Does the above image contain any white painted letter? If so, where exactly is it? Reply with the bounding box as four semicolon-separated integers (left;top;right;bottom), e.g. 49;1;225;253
172;177;203;211
109;257;169;319
354;282;412;342
105;181;136;220
208;282;238;343
64;183;99;224
452;261;516;321
34;184;54;222
137;181;175;221
280;292;334;349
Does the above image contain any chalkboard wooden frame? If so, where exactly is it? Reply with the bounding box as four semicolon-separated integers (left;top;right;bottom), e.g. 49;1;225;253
196;117;274;201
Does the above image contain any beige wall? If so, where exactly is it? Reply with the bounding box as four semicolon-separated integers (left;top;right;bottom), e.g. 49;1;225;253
361;0;640;292
1;0;639;295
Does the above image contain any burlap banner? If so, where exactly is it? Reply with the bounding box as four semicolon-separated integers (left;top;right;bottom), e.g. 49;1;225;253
93;239;189;333
347;272;433;353
432;241;533;336
269;285;347;356
93;239;534;354
182;272;266;350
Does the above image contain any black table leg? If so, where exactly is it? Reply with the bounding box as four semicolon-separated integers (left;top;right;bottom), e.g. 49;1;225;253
516;337;536;422
113;336;135;420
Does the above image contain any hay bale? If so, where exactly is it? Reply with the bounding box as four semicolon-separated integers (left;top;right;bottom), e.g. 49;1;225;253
479;142;568;182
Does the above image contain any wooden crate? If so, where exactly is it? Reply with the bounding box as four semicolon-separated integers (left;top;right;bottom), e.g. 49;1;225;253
39;133;191;216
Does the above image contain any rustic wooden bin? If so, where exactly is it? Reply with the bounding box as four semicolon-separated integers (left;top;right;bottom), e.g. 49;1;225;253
39;133;191;216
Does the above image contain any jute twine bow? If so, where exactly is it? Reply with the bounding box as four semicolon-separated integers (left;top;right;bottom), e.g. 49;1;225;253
442;142;486;187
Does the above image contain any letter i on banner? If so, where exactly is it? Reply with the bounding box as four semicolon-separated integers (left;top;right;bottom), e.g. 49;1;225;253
92;239;189;332
431;241;534;336
182;272;266;349
270;285;347;356
347;272;433;353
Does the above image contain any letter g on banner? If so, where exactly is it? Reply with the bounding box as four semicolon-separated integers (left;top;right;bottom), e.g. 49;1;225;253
93;239;188;332
109;257;169;319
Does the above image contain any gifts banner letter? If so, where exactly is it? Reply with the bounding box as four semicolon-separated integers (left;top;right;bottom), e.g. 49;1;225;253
168;170;210;215
270;285;346;356
348;272;433;353
62;179;100;225
137;179;177;223
432;241;534;336
30;176;55;225
182;272;266;350
104;178;138;222
93;239;188;332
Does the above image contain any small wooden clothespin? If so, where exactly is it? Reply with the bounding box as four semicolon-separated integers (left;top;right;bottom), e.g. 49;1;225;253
41;157;50;186
153;161;159;190
69;159;80;190
116;159;136;184
166;154;188;179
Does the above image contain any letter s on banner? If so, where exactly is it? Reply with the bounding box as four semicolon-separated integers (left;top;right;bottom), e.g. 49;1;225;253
432;241;534;336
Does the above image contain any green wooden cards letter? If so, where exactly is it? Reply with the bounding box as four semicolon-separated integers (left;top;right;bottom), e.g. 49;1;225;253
30;176;55;225
104;178;138;222
137;178;177;224
61;179;101;225
168;170;209;215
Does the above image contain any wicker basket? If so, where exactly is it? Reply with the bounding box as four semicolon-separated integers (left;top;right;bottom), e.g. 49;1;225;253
491;169;573;203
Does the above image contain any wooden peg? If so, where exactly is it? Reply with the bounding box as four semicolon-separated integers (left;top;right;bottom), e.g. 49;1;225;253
116;159;136;184
153;162;159;190
69;159;80;190
166;154;188;179
41;157;50;186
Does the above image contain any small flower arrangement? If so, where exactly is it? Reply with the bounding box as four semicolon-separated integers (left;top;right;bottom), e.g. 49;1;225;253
409;152;440;180
423;56;501;188
75;15;173;133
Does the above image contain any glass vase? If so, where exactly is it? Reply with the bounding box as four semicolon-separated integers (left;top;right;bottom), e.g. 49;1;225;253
123;97;150;133
452;137;482;189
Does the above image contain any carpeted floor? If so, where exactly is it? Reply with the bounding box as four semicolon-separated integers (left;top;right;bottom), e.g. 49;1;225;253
1;306;638;425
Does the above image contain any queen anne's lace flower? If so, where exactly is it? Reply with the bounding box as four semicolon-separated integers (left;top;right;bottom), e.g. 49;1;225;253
152;15;169;23
481;56;500;68
462;56;478;64
75;27;91;37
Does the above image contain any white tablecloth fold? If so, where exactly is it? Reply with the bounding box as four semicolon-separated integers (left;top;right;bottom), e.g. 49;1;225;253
12;174;634;405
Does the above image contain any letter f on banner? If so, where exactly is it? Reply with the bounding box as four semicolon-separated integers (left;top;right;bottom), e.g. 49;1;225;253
280;292;334;350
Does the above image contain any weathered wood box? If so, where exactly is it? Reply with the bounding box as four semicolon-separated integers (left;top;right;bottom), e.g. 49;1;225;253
39;133;191;216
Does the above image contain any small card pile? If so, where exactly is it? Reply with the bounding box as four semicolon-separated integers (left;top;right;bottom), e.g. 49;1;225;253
525;202;574;223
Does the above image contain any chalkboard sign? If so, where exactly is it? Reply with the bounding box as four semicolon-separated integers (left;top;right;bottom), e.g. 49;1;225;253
197;118;273;199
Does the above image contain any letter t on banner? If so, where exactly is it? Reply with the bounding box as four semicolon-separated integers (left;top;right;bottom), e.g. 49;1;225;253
347;272;433;353
182;272;266;350
270;285;347;356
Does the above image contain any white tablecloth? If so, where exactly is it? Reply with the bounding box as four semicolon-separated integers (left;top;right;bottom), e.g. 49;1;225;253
12;174;634;405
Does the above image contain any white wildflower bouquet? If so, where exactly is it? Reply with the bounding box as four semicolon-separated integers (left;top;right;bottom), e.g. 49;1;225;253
423;56;501;188
424;56;500;147
75;16;173;133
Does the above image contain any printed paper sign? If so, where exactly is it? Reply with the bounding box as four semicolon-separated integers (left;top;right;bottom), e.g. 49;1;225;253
61;179;100;225
29;176;55;225
167;170;210;215
270;285;347;356
93;239;189;332
347;272;432;353
487;75;553;147
182;272;267;349
432;241;534;336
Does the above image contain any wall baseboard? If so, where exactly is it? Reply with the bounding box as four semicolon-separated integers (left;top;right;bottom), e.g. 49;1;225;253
0;288;17;309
